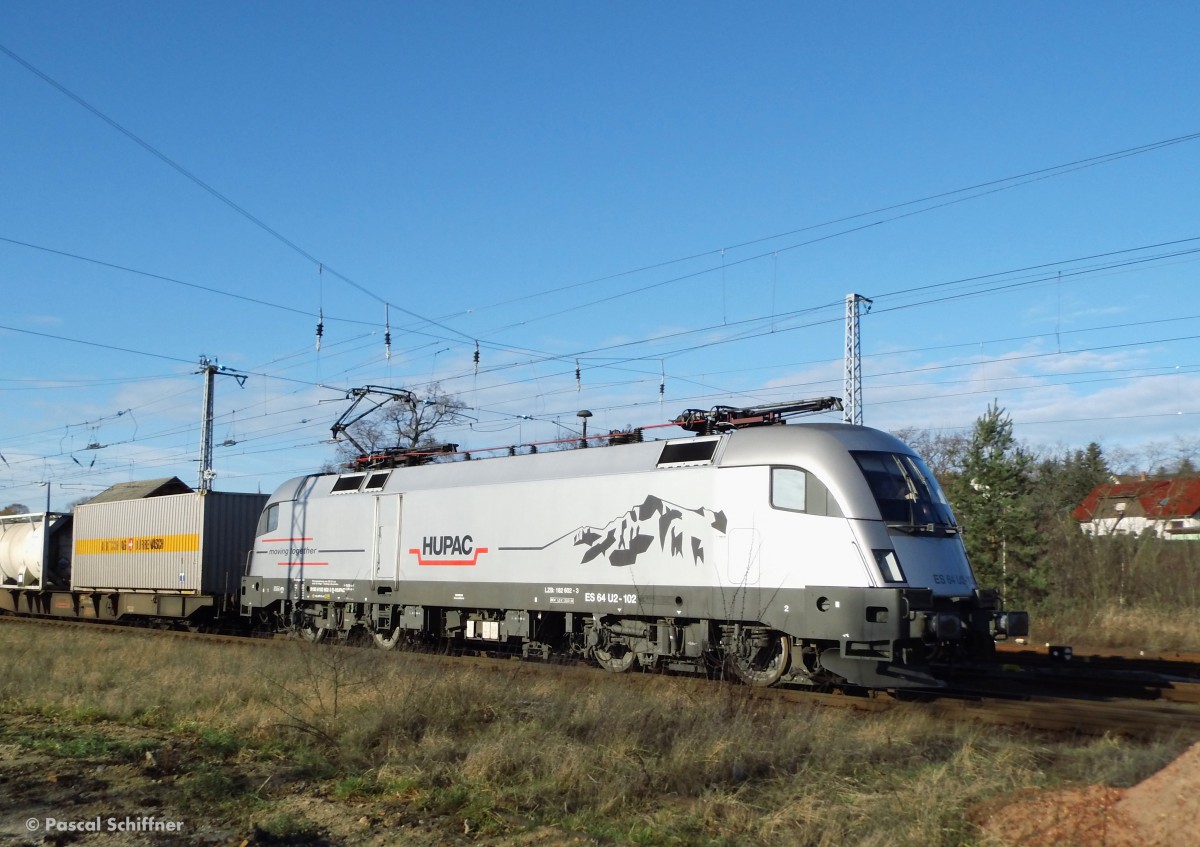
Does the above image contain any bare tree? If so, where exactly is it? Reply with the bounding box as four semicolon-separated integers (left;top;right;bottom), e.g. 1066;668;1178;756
891;427;968;483
1171;435;1200;477
67;496;94;512
0;503;29;516
1104;445;1139;479
1141;440;1172;478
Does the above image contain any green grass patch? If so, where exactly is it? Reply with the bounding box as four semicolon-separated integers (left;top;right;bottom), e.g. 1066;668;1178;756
179;763;239;802
198;726;244;757
255;811;325;840
3;724;158;762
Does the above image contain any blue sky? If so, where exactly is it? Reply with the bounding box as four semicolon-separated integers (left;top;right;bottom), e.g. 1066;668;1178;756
3;2;1199;510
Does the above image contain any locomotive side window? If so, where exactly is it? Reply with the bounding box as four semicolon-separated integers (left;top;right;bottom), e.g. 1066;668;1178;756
331;475;365;493
363;472;390;491
657;438;719;467
257;503;279;537
770;467;844;517
771;468;807;511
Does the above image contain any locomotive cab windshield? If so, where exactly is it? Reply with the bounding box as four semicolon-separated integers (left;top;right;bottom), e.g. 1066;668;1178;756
852;450;958;536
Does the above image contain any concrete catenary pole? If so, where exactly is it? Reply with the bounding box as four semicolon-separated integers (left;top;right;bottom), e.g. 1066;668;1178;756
196;357;247;491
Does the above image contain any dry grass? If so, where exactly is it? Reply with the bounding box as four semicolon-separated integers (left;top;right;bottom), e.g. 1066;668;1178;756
0;622;1192;846
1030;601;1200;651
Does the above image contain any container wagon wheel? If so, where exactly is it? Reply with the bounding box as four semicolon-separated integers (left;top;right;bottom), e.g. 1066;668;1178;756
593;643;637;673
298;619;327;644
372;626;403;650
728;631;791;687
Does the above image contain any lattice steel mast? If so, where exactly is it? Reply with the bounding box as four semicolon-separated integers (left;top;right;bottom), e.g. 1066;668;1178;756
843;294;872;426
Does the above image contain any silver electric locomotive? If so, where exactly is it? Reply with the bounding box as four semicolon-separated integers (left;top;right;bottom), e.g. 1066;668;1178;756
240;399;1027;688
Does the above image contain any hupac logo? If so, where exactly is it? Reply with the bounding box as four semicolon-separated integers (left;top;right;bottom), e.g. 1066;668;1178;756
422;535;473;556
410;534;489;566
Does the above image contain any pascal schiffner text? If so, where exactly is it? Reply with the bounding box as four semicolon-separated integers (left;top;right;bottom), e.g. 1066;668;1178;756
31;817;184;833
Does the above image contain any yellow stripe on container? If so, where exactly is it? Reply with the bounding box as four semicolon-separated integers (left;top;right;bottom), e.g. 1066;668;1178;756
75;533;200;555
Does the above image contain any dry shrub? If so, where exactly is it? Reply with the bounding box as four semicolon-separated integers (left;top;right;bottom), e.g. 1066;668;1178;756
1031;602;1200;651
1034;519;1200;651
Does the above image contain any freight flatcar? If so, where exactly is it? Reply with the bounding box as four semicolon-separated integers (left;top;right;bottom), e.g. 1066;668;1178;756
239;399;1028;689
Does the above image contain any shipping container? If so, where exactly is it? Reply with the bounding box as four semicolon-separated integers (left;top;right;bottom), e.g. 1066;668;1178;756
0;512;72;587
72;491;267;594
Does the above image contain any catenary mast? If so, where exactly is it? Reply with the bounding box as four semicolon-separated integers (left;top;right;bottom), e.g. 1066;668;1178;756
843;293;872;426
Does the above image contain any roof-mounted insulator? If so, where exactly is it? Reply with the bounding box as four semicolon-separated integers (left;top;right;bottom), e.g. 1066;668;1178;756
316;263;324;351
607;428;644;445
384;304;392;360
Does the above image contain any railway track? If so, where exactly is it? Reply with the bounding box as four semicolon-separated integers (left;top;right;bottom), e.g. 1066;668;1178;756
0;610;272;647
5;613;1200;739
971;642;1200;706
997;641;1200;678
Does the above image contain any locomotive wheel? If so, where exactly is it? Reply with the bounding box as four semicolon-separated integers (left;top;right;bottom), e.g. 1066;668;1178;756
594;643;637;673
372;626;403;650
729;632;791;687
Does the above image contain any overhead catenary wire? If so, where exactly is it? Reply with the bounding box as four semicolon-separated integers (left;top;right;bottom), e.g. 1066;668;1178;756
6;235;1197;434
6;226;1198;401
5;30;1200;498
449;131;1200;318
410;241;1200;405
6;123;1200;365
12;248;1176;470
0;41;474;345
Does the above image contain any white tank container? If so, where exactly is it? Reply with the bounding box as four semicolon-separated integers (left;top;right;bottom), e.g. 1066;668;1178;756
0;513;71;586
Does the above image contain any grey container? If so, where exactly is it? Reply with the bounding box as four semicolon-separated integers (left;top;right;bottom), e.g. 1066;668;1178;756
71;491;267;594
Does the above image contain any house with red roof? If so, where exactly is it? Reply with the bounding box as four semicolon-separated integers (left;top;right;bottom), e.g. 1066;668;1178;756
1072;477;1200;539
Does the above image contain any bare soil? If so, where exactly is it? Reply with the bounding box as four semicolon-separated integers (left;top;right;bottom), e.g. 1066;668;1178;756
976;740;1200;847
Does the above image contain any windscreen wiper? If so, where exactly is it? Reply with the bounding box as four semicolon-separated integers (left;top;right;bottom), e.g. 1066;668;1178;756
886;521;959;536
